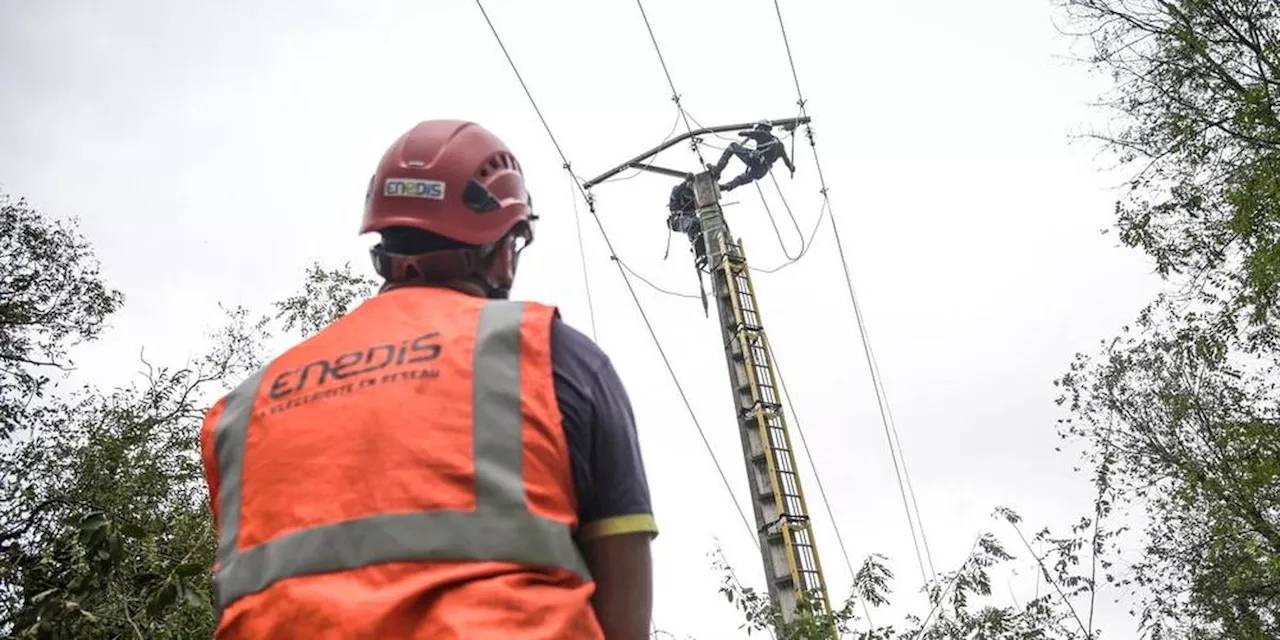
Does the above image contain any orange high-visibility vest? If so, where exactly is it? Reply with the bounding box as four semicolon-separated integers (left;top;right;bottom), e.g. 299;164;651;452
199;287;602;639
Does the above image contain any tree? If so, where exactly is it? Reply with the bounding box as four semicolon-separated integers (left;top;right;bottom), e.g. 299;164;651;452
1056;298;1279;638
1059;0;1280;334
712;507;1109;639
0;194;376;639
1052;1;1280;637
0;343;245;637
272;262;378;338
0;193;124;439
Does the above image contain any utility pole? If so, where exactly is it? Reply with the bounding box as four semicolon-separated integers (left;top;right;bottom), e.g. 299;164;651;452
585;117;833;630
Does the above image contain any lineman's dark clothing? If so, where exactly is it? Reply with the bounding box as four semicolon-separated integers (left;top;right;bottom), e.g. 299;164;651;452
667;180;706;267
712;128;795;192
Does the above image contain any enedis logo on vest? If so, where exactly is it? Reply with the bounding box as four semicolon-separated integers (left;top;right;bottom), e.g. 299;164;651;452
265;331;443;414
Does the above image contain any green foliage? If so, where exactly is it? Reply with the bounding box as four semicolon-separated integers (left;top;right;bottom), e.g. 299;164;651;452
0;198;377;638
0;307;254;637
1055;299;1279;638
1055;2;1280;637
273;261;378;338
1060;0;1280;333
712;514;1103;639
0;192;124;439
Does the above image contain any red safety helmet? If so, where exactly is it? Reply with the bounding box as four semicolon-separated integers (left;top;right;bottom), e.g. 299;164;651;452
361;120;534;247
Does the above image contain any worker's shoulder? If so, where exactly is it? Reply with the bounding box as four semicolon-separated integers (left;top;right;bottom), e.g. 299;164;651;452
548;315;613;378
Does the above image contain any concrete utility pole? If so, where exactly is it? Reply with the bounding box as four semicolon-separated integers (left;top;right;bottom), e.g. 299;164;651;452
585;117;834;630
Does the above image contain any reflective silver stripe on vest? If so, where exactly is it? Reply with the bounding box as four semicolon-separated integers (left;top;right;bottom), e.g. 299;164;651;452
210;301;591;612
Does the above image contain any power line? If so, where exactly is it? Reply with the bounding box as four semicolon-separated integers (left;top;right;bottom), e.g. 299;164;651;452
566;172;598;340
633;0;708;167
750;195;826;275
772;0;805;109
474;0;598;343
570;177;703;303
772;350;876;628
641;10;875;623
682;109;820;275
679;110;739;148
612;182;822;301
753;172;804;263
611;174;822;302
869;327;936;580
475;0;758;550
588;201;760;551
613;255;701;300
472;0;571;176
769;0;937;585
595;107;685;186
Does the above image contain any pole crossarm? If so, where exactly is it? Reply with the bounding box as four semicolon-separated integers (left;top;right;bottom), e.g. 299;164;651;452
582;116;811;189
629;162;691;180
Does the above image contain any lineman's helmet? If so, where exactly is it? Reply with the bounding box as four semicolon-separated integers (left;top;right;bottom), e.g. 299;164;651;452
362;120;534;247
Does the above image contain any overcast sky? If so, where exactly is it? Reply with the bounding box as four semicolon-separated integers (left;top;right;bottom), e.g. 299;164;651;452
2;1;1161;637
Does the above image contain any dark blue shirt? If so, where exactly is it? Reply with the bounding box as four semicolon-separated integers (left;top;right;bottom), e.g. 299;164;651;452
550;317;658;540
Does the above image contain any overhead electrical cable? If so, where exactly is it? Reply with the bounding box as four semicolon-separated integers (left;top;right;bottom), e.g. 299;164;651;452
869;331;936;579
631;7;877;629
633;0;708;167
597;107;686;185
752;182;801;263
613;255;701;300
684;108;820;274
566;172;598;340
469;0;598;343
769;0;937;585
753;173;805;262
750;199;827;275
475;0;759;550
682;108;745;146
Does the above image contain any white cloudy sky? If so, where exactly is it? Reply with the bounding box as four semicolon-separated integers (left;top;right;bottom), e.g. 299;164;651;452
2;0;1161;637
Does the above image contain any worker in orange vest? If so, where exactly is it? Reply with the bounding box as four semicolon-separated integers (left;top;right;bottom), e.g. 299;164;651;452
199;119;658;639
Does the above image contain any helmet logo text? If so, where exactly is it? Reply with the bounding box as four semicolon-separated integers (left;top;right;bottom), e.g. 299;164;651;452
384;178;446;200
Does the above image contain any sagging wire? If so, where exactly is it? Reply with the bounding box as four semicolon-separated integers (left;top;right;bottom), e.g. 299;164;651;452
683;108;818;275
626;167;821;302
753;172;804;262
597;107;686;186
683;109;746;146
634;0;708;168
613;255;700;300
476;0;759;551
770;0;938;585
750;196;826;275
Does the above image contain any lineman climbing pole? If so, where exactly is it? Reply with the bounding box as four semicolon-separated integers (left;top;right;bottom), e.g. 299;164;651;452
585;116;833;628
